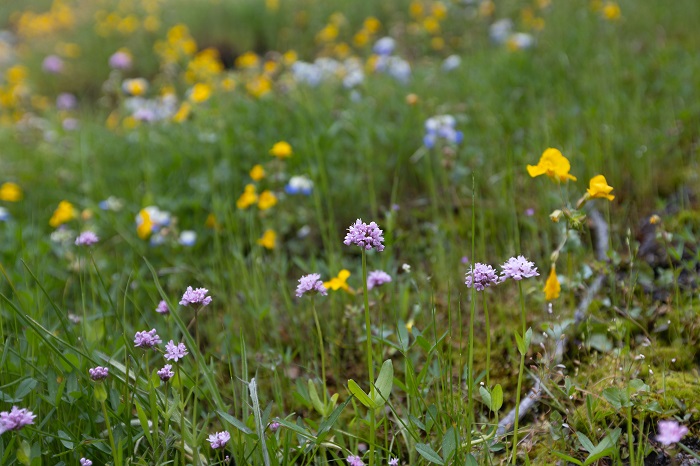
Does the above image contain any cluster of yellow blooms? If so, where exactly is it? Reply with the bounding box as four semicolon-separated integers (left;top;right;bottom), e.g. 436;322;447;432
15;0;75;39
408;1;450;50
527;148;615;300
94;0;162;37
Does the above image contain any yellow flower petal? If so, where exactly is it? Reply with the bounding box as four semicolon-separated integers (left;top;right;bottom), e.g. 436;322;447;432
544;265;561;300
0;182;22;202
586;174;615;201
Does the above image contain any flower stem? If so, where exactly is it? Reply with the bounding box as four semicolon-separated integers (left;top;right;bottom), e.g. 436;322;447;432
512;281;527;464
100;399;119;466
311;297;328;409
483;291;490;387
192;306;200;466
362;250;376;466
176;364;186;466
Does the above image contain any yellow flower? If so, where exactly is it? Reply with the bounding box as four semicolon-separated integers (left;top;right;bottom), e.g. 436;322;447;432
409;1;424;19
363;17;381;34
246;75;272;98
258;190;277;210
257;229;277;249
49;200;77;228
526;148;577;182
269;141;293;158
172;102;191;123
265;0;279;12
649;214;660;225
316;24;339;43
431;2;447;20
283;50;298;66
249;164;265;181
544;265;561;300
123;78;148;96
205;213;219;229
235;51;260;69
189;83;212;103
236;184;258;210
602;2;621;20
136;209;153;239
353;30;370;47
324;269;351;292
423;16;440;34
586;175;615;201
406;93;419;105
0;182;22;202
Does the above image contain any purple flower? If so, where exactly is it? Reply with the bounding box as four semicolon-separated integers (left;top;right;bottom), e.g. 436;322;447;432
134;329;162;349
347;455;365;466
62;118;79;131
155;300;169;315
343;219;385;252
388;459;399;466
500;255;539;281
0;407;37;434
80;459;93;466
56;93;77;110
109;50;132;70
367;270;392;290
296;273;328;298
208;431;231;449
75;231;99;246
42;55;64;74
657;420;688;446
269;421;280;432
164;340;188;362
525;208;535;217
89;366;109;381
465;263;501;291
179;286;212;307
157;364;174;382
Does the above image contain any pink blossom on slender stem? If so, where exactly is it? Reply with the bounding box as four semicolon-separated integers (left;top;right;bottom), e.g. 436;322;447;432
657;420;688;446
296;273;327;297
157;364;174;382
179;286;212;307
344;219;385;251
208;431;231;449
0;407;36;434
465;263;501;290
75;231;99;246
89;366;109;381
134;329;162;349
155;300;169;315
367;270;392;290
164;340;188;362
500;255;539;281
80;459;92;466
347;455;365;466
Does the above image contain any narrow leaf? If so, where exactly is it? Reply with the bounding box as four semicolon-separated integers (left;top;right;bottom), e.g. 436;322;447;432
416;443;444;465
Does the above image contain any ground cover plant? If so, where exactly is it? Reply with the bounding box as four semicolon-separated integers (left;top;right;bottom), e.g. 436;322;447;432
0;0;699;464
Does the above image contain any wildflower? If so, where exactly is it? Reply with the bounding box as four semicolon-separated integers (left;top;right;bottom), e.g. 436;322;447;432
0;407;36;434
164;341;188;362
285;175;313;195
122;78;149;96
649;214;660;225
42;55;64;74
586;175;615;201
602;2;621;20
388;459;399;466
63;118;79;131
75;231;99;246
324;269;351;292
347;455;365;466
155;300;169;315
269;421;280;432
189;83;212;103
80;459;92;466
49;200;77;228
0;207;11;221
442;55;461;71
270;141;293;158
526;148;577;182
180;286;212;307
423;115;463;148
134;329;162;349
656;420;688;446
99;196;123;211
157;364;174;382
258;190;278;210
367;270;392;290
0;182;22;202
109;49;132;70
56;93;77;110
250;164;265;181
506;33;535;51
465;263;500;290
136;209;154;239
525;208;535;216
208;431;231;449
172;102;191;123
236;184;258;209
344;219;385;251
500;256;539;281
405;93;418;105
373;37;396;55
257;229;277;250
89;366;109;381
489;19;513;44
544;265;561;300
296;273;328;298
179;230;197;246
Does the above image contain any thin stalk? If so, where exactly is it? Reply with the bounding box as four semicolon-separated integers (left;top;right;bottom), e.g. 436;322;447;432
512;282;527;464
192;306;201;466
466;175;476;453
176;364;186;466
627;405;635;466
362;250;376;466
483;292;490;386
311;297;328;408
100;399;119;466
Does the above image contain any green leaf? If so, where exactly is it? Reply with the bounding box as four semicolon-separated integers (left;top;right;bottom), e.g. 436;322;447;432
372;359;393;407
416;443;444;465
552;451;583;466
14;379;38;401
57;430;73;449
217;410;253;435
491;384;503;412
93;384;107;403
479;386;492;411
16;440;31;466
576;432;595;453
274;418;314;440
442;427;458;461
629;379;649;394
583;428;621;465
308;380;326;416
134;401;153;448
348;379;374;409
465;453;478;466
317;396;352;442
397;321;410;352
409;414;425;431
602;387;629;410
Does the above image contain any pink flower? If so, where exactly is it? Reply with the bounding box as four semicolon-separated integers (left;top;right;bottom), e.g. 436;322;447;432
657;420;688;446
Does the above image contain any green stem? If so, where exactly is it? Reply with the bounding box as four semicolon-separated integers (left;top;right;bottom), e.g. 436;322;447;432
362;250;376;466
192;307;200;466
466;176;476;453
100;399;119;466
311;297;328;409
177;364;186;466
627;405;635;466
512;282;527;464
483;292;490;387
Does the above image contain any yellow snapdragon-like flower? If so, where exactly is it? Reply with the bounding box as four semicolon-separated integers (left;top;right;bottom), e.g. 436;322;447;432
269;141;293;158
49;200;77;228
249;164;265;181
136;209;153;239
526;148;577;182
587;175;615;201
257;229;277;249
237;184;258;210
258;191;277;210
0;182;22;202
189;83;212;103
324;269;351;292
544;265;561;300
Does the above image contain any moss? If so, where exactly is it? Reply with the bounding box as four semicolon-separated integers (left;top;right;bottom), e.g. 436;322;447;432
648;344;697;372
648;370;700;413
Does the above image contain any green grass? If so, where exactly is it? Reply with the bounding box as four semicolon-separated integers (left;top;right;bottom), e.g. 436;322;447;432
0;0;699;464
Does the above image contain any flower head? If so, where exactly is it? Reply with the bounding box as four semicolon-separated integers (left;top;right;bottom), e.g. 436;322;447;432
50;200;77;228
423;115;463;148
208;431;231;449
270;141;293;158
656;420;688;446
42;55;64;74
109;49;133;70
250;164;265;181
465;263;500;291
526;148;577;182
122;78;149;96
179;286;212;307
587;175;615;201
347;455;365;466
179;230;197;246
155;300;169;315
0;182;22;202
80;459;92;466
257;229;277;250
75;231;99;246
296;273;328;298
258;190;278;210
285;175;313;195
500;256;539;281
367;270;392;290
544;265;561;300
0;407;36;434
388;459;399;466
56;93;77;111
157;364;174;382
269;421;281;432
134;329;162;349
236;184;258;209
164;340;188;362
324;269;351;292
89;366;109;381
344;219;385;252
